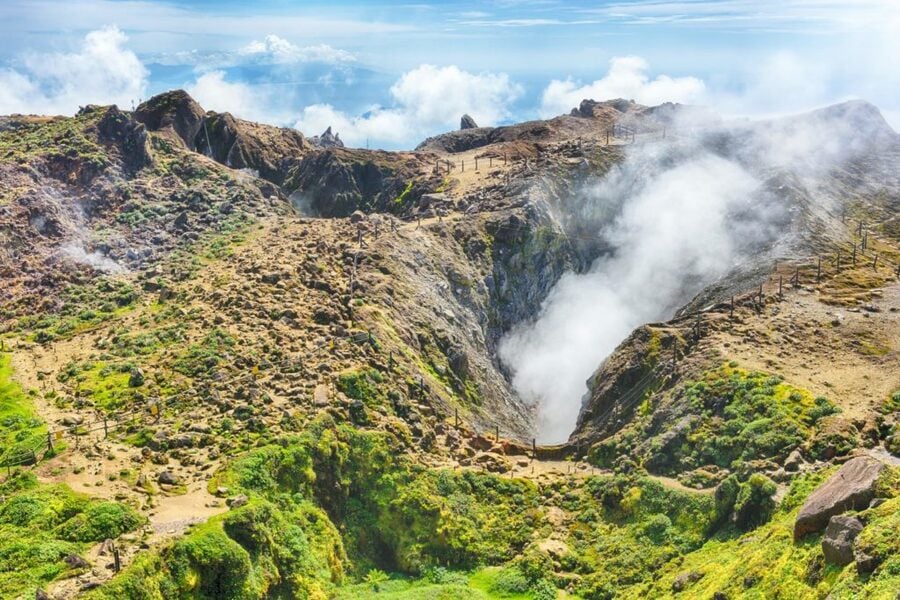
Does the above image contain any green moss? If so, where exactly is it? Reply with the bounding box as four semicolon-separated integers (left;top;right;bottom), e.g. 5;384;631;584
55;501;144;542
0;112;109;169
393;180;415;206
336;368;386;408
0;472;144;598
173;329;236;378
0;354;47;464
626;468;900;599
652;363;839;472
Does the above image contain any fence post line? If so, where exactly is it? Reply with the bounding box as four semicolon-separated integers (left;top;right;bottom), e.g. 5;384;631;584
817;257;822;282
47;431;54;453
730;295;735;319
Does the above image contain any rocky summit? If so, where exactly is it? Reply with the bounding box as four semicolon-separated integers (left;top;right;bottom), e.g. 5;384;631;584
0;90;898;600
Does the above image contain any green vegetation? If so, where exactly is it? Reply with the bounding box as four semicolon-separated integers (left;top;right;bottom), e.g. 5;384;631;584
0;354;46;464
628;470;900;599
0;111;108;170
173;329;236;378
393;180;415;207
93;417;542;598
0;472;144;597
13;279;139;344
592;363;842;475
679;364;837;468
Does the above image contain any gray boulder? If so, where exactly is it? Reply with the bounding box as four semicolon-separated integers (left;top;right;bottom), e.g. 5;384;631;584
793;456;885;540
784;448;805;472
821;515;863;565
158;470;179;486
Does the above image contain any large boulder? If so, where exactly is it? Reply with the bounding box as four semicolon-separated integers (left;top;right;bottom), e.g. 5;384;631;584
793;456;885;539
821;515;863;565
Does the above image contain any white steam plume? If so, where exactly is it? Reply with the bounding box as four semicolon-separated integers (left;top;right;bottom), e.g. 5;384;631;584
60;242;126;274
500;146;768;443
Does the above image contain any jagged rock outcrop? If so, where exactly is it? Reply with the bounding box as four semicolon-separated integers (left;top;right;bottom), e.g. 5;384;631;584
460;114;478;130
794;456;886;539
133;90;205;149
309;126;344;148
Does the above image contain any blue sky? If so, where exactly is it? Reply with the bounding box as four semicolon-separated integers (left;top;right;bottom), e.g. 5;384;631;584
0;1;897;148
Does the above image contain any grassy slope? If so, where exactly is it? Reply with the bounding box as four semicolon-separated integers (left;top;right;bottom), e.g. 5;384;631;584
0;354;47;464
0;355;144;598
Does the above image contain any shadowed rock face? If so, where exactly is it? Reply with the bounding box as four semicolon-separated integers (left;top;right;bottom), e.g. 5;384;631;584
133;90;205;149
460;114;478;130
195;112;309;184
794;456;886;540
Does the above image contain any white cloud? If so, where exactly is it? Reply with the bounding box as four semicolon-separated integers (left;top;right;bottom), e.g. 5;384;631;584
540;56;706;116
186;71;295;125
294;64;523;148
239;35;355;64
0;26;147;115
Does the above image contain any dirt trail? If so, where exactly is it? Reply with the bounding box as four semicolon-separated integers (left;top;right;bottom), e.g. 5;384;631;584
713;279;900;419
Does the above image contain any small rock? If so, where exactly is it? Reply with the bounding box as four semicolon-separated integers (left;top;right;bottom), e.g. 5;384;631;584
128;367;145;388
822;515;863;565
98;539;115;556
672;571;703;592
60;414;84;426
157;471;179;485
854;549;881;574
64;554;90;569
226;494;249;509
784;448;805;472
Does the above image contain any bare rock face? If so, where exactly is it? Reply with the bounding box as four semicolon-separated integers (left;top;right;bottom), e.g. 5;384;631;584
793;456;885;540
196;111;309;183
133;90;206;149
821;515;863;565
460;114;478;130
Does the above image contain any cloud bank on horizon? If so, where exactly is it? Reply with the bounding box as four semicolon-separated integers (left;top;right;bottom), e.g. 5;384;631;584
0;0;898;148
